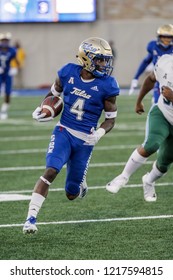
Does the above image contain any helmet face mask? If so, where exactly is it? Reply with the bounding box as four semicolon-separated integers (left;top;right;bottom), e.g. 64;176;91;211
77;37;113;77
93;54;113;77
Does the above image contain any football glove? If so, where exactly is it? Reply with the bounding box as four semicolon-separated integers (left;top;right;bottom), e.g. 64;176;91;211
8;67;18;76
32;106;53;122
84;127;105;146
129;79;138;95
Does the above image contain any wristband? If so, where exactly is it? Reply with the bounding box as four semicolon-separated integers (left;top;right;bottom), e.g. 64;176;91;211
105;111;117;119
51;83;61;97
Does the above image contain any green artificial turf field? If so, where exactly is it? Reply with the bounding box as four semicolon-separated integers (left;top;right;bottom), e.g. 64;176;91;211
0;93;173;260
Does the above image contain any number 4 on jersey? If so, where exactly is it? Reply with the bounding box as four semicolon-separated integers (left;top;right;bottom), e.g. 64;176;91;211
70;98;85;120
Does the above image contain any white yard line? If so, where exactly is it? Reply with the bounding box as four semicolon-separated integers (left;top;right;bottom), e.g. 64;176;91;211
0;145;138;155
0;148;46;154
0;136;49;141
0;161;155;172
0;182;172;195
0;126;53;132
0;132;144;142
0;214;173;228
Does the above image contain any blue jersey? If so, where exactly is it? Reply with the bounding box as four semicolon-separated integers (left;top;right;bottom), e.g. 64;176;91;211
134;40;173;79
0;46;16;74
58;63;119;134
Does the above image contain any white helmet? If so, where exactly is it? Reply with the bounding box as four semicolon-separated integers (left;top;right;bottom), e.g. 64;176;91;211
76;37;113;77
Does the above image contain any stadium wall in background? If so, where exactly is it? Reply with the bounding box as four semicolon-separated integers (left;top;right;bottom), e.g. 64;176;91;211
0;0;172;88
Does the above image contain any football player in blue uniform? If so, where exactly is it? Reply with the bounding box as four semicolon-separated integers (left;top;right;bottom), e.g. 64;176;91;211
0;32;19;119
23;37;120;234
129;24;173;103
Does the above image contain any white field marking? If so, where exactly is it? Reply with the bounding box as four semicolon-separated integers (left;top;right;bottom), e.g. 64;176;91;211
0;136;49;142
0;118;56;126
0;194;31;202
0;125;53;132
0;119;35;125
0;119;143;132
115;124;145;130
0;145;138;155
0;132;144;142
0;182;173;195
105;132;144;137
1;214;173;228
0;161;154;172
1;119;145;131
0;148;46;154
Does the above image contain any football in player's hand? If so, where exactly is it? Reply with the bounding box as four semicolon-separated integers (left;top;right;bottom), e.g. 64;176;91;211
41;96;63;118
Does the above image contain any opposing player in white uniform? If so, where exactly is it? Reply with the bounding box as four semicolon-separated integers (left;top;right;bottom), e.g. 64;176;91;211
106;54;173;202
23;37;120;234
